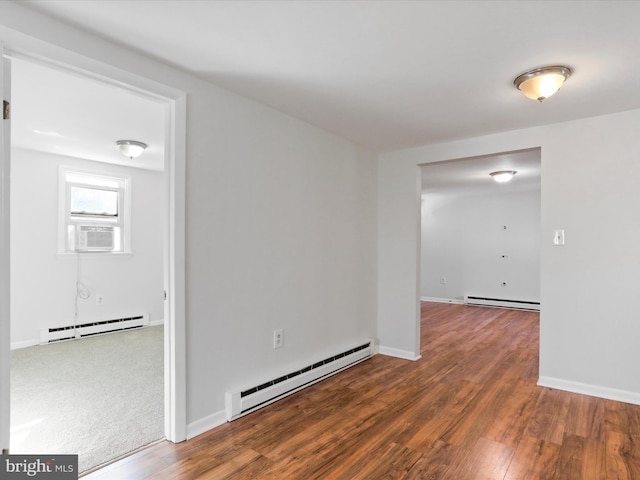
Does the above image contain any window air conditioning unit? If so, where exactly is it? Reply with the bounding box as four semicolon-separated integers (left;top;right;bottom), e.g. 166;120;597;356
77;225;114;252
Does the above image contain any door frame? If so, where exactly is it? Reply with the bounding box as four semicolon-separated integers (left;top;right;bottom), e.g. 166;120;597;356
1;45;11;454
0;38;187;445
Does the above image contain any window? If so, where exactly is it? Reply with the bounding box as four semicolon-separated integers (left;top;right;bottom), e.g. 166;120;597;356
69;186;118;217
60;170;130;253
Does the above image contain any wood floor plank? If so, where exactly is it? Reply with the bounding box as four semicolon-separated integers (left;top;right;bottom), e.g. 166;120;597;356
605;398;640;440
580;437;607;480
524;387;571;445
551;433;584;480
322;441;422;480
482;377;541;448
550;433;607;480
191;448;269;480
447;437;514;480
565;393;605;441
404;380;483;452
605;397;640;479
606;430;640;480
148;443;253;480
503;434;560;480
404;440;467;480
80;302;640;480
438;371;519;448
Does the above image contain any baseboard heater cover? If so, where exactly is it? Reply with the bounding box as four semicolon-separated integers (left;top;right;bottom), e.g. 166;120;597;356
464;295;540;311
225;340;372;421
39;313;149;344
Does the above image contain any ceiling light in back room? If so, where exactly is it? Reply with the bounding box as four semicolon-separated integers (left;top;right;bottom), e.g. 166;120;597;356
489;170;517;183
116;140;147;159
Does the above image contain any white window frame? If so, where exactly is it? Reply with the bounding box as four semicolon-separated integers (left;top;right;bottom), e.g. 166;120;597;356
58;167;132;254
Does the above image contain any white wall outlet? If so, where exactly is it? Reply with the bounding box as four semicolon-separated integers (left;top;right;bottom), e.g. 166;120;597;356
553;229;565;246
440;276;447;284
273;329;283;349
96;294;104;305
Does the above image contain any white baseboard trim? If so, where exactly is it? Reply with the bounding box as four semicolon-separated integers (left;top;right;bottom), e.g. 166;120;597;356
378;345;421;361
150;319;165;327
186;409;227;440
420;296;464;304
11;339;39;350
538;376;640;406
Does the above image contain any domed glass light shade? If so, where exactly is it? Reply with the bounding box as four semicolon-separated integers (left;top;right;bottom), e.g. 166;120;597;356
116;140;147;159
489;170;517;183
514;66;572;102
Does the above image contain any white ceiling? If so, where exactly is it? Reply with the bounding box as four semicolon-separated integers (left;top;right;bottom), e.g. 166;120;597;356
10;1;640;191
421;148;540;197
19;0;640;154
11;57;166;171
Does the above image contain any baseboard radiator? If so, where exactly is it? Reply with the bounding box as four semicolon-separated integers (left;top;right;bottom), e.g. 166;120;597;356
225;340;373;421
39;313;149;344
464;295;540;311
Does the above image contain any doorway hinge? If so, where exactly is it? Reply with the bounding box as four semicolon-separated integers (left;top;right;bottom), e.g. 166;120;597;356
3;100;9;120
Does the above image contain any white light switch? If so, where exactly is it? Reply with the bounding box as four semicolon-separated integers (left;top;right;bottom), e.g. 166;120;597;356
553;230;565;246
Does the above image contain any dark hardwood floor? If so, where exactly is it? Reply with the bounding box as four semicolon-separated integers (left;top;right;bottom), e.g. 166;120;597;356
83;302;640;479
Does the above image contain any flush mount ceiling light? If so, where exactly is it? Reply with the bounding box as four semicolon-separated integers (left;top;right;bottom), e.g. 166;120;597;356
490;170;517;183
513;65;572;102
116;140;147;159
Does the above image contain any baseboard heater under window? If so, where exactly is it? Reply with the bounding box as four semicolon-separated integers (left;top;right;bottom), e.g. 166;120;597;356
225;340;373;421
464;295;540;311
39;314;149;344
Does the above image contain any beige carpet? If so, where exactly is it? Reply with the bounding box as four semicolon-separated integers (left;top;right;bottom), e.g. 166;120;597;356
10;326;164;473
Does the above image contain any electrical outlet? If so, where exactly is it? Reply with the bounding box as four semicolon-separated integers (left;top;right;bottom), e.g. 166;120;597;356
96;295;104;305
553;229;565;246
440;276;447;285
273;329;284;349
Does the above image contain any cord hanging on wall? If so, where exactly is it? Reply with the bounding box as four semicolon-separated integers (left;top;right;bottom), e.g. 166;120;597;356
74;252;91;339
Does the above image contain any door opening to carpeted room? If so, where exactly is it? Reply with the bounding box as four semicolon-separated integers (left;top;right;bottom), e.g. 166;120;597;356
8;56;169;474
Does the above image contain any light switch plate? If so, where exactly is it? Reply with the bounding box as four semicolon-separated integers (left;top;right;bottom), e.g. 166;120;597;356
553;229;565;246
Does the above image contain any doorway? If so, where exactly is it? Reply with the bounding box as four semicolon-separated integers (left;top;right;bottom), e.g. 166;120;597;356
419;148;542;346
0;44;186;467
8;56;167;472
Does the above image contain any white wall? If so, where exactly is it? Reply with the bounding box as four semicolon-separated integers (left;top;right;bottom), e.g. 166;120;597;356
10;149;165;348
379;109;640;403
0;3;378;431
185;88;378;422
420;189;540;303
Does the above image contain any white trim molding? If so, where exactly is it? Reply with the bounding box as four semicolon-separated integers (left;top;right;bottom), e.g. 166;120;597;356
538;376;640;406
11;339;37;350
186;410;226;440
420;296;464;304
378;345;422;361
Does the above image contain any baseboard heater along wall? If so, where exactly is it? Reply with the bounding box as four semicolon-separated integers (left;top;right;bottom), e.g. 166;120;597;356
225;340;372;421
464;295;540;311
39;313;149;344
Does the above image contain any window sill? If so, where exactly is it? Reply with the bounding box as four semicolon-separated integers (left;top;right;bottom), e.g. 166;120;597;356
56;251;133;256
